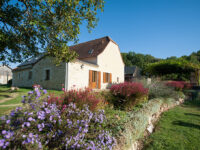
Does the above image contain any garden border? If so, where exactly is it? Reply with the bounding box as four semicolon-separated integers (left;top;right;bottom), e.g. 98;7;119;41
113;97;185;150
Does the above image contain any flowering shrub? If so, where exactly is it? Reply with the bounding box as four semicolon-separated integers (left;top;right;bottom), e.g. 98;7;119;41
48;88;106;111
110;82;149;110
166;81;192;91
0;88;115;149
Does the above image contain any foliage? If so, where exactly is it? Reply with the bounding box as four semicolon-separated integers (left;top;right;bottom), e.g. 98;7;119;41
166;81;192;91
121;51;160;70
0;88;115;149
145;59;200;81
140;79;178;99
0;0;104;63
110;82;148;110
48;88;106;111
181;50;200;64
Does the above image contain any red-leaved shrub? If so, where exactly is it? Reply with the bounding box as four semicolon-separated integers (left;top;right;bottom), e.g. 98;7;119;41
166;81;192;91
48;88;105;111
110;82;149;110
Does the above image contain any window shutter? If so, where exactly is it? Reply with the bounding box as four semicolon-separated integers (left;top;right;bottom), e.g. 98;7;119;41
103;72;106;83
89;70;92;88
98;71;101;89
109;73;112;83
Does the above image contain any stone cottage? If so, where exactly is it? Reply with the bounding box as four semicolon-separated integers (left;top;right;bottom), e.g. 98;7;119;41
12;36;124;90
0;64;12;84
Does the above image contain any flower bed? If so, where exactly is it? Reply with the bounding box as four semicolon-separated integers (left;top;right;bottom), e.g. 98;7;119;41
0;88;115;149
0;80;186;150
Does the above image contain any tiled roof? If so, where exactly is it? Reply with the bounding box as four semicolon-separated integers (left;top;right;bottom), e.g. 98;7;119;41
18;54;45;67
69;36;111;59
16;36;113;68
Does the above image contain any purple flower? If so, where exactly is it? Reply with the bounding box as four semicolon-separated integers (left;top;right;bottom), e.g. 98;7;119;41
28;91;34;95
36;90;41;97
0;116;5;120
29;133;33;138
2;130;6;135
28;117;35;122
37;123;45;131
6;120;10;124
0;139;5;147
5;142;9;146
10;111;15;117
28;112;33;116
37;111;45;120
5;131;13;139
26;122;31;127
44;108;51;114
43;89;47;94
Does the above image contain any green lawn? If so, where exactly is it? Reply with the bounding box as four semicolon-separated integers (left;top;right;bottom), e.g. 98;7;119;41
0;85;63;116
143;99;200;150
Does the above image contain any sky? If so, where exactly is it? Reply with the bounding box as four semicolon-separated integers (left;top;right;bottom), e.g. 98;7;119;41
5;0;200;68
78;0;200;58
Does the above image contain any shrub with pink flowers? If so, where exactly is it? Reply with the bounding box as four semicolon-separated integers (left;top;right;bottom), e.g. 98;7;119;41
48;88;106;111
0;88;115;149
110;82;149;110
166;81;192;91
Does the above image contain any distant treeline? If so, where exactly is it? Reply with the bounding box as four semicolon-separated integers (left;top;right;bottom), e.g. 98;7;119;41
122;50;200;81
121;50;200;69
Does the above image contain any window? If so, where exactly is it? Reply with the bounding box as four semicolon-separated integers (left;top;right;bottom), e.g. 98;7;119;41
105;73;110;83
92;71;97;82
103;72;112;83
45;69;50;80
28;71;32;80
18;73;20;79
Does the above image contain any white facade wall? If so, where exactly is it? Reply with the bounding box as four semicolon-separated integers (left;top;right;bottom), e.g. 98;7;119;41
81;57;97;64
67;61;99;90
0;66;12;84
67;41;124;90
97;41;124;89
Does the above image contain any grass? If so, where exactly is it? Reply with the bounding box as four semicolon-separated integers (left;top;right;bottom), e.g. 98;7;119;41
0;85;63;116
143;98;200;150
0;106;17;116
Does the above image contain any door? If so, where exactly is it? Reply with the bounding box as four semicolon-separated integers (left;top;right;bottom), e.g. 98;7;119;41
89;70;101;89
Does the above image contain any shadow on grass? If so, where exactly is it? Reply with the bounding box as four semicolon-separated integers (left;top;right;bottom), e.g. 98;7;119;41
0;95;11;98
173;120;200;130
184;113;200;117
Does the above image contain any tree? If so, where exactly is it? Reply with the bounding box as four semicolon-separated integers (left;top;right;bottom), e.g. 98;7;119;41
121;51;160;70
0;0;104;64
145;59;200;82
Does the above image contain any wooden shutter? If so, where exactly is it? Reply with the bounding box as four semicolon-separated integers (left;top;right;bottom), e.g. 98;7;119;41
98;71;101;89
89;70;92;88
103;72;106;83
109;73;112;83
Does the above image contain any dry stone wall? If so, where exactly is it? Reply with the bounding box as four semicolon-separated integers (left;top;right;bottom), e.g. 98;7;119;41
114;98;185;150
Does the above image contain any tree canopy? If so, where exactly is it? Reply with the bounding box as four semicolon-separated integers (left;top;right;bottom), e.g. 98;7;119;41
145;59;200;81
0;0;104;63
121;51;160;70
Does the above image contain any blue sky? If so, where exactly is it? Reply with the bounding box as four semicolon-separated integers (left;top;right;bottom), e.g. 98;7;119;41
6;0;200;68
78;0;200;58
